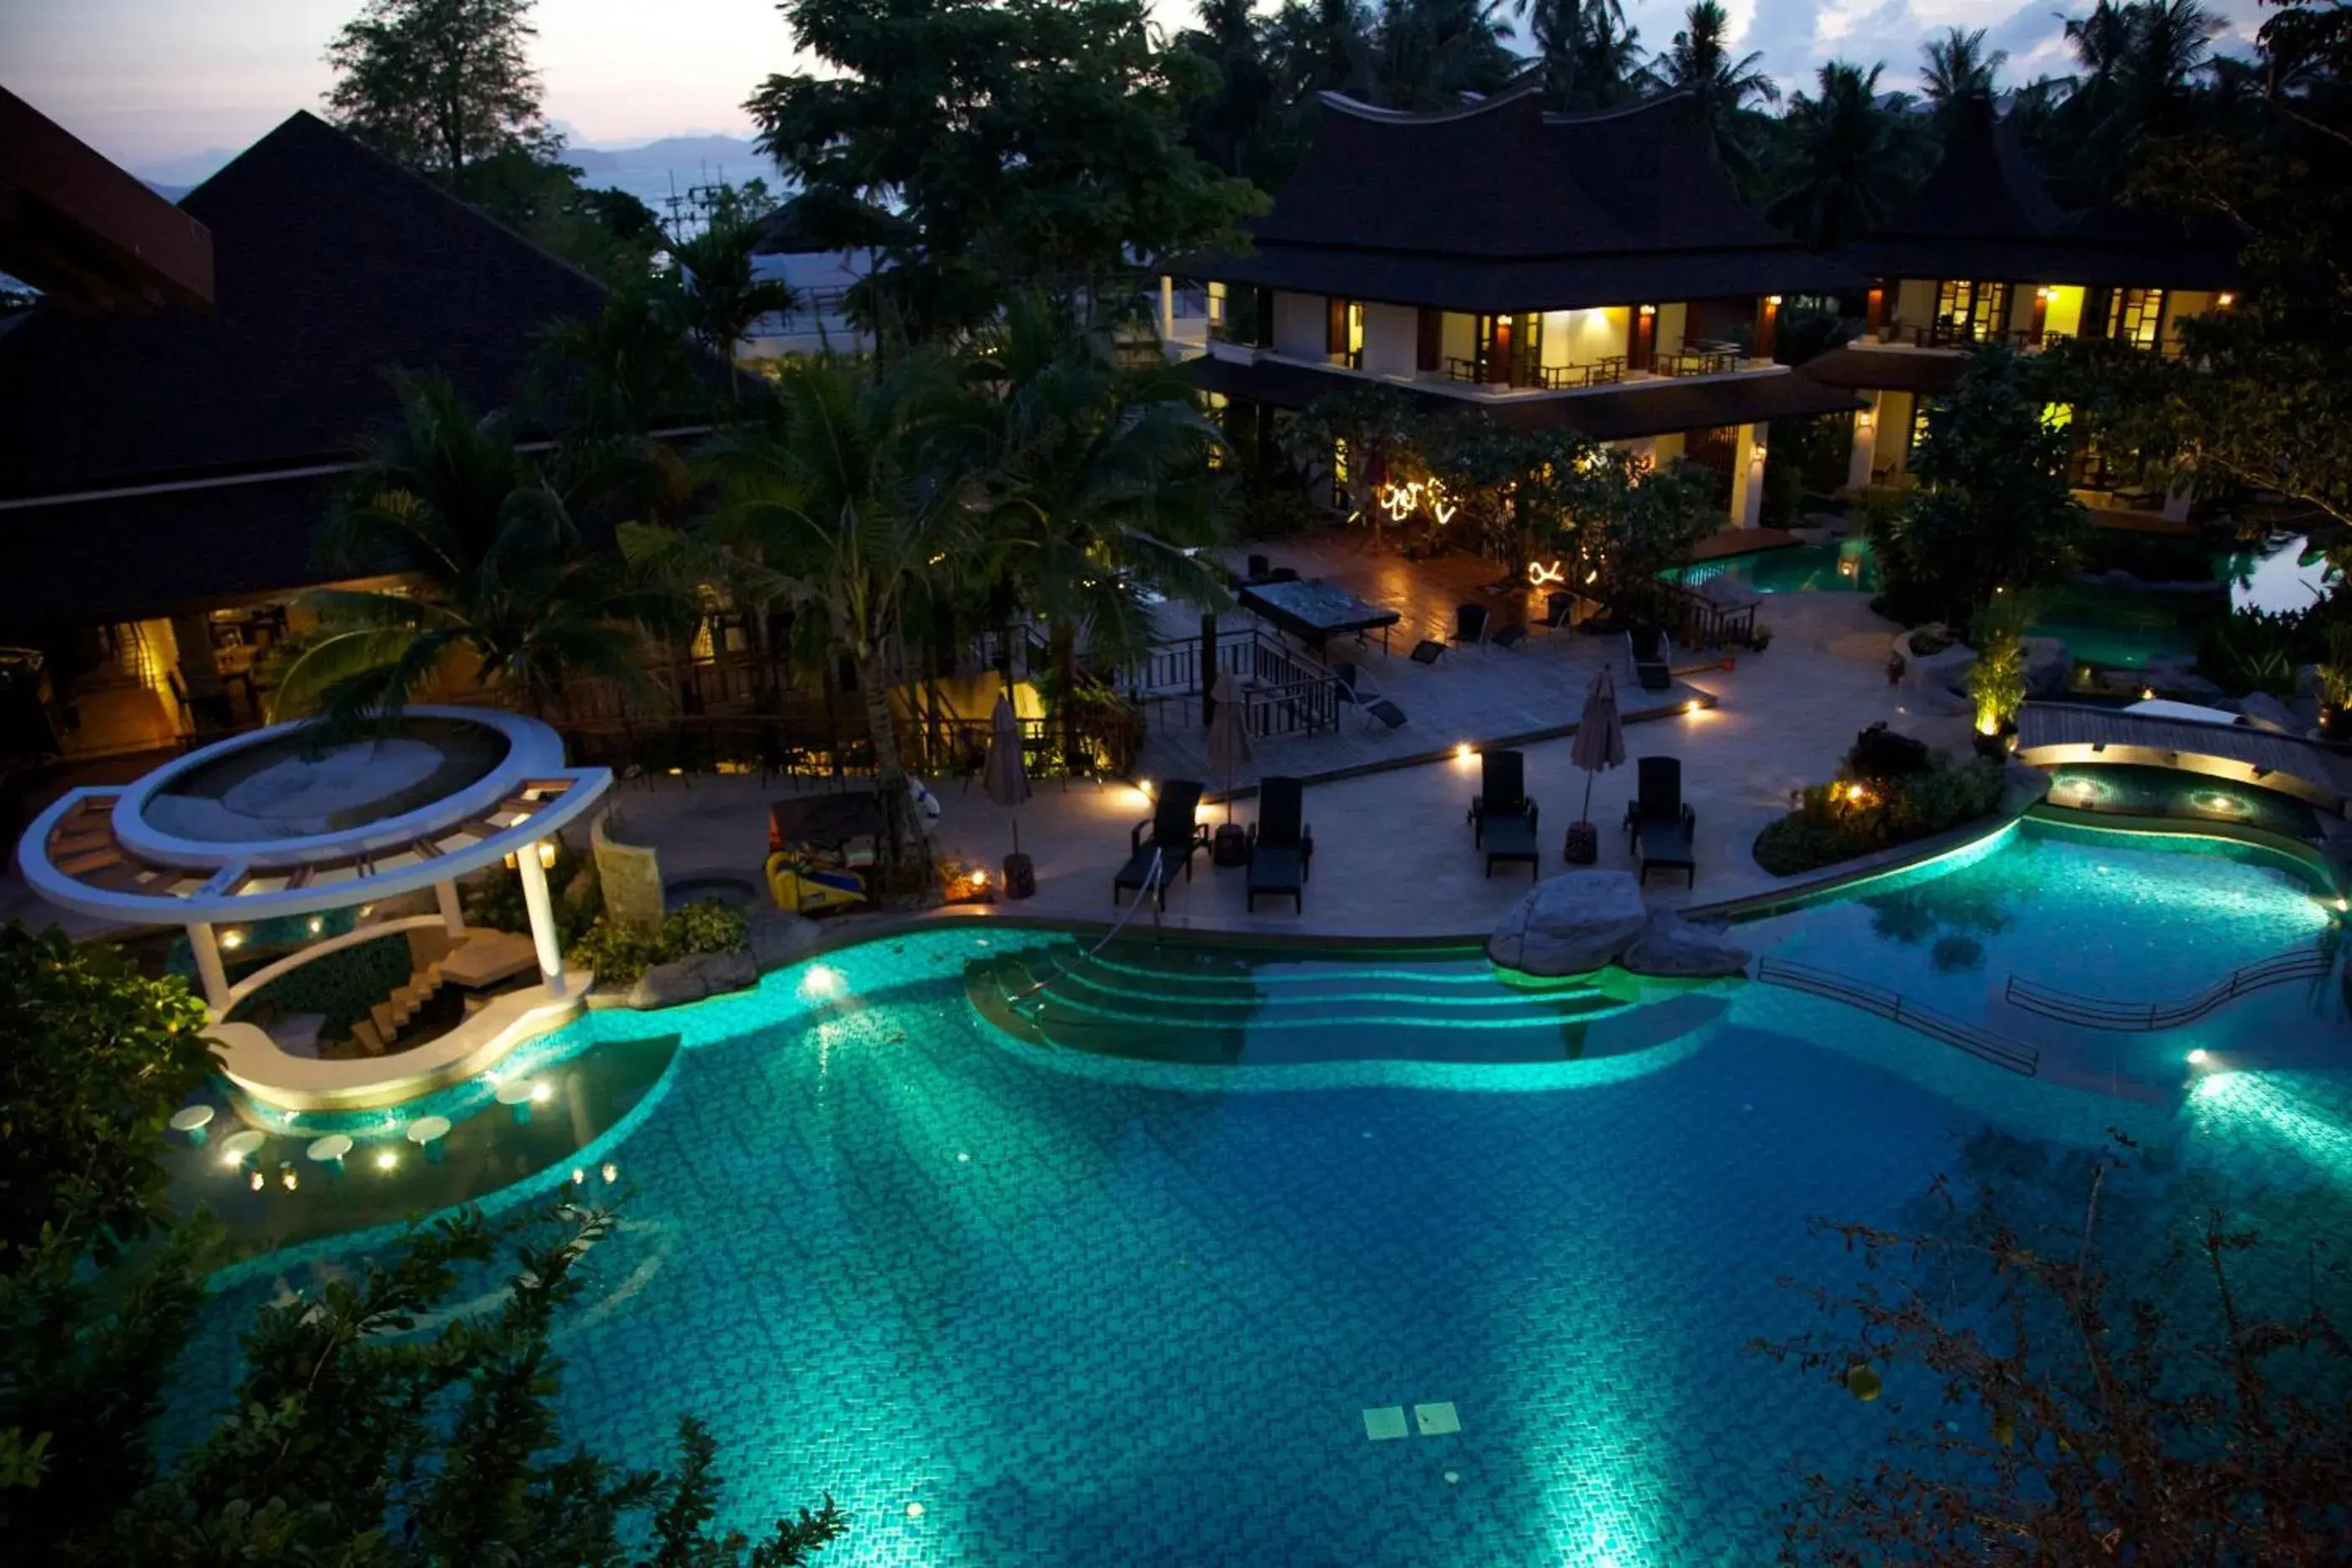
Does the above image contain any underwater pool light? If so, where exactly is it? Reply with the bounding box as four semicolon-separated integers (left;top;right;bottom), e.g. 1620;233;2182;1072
375;1150;399;1172
802;963;845;999
2188;1049;2210;1065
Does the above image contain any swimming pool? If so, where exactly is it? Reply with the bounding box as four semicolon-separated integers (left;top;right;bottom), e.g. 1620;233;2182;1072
169;826;2352;1566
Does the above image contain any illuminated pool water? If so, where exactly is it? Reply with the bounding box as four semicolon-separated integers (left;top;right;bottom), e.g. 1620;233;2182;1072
169;829;2352;1567
2042;763;2323;840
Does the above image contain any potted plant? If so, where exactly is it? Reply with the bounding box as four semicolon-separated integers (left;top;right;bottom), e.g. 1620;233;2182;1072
1966;603;2029;761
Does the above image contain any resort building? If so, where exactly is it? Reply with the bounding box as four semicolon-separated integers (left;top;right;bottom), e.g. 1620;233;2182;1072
0;111;701;764
739;193;900;358
1163;77;1865;529
1803;99;2244;508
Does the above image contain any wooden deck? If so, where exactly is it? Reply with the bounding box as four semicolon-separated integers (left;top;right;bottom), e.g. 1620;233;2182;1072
2014;702;2352;811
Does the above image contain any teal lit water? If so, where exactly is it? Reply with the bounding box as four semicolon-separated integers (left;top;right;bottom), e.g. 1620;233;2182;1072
170;828;2352;1566
2043;763;2322;840
1672;534;2332;669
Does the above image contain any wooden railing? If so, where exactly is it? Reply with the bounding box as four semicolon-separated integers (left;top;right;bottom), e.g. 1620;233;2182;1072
2004;944;2337;1033
1606;573;1759;651
1756;957;2041;1076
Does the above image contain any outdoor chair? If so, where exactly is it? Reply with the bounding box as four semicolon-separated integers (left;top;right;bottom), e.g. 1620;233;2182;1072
1623;756;1697;886
1409;638;1447;665
1336;663;1407;732
1246;553;1271;582
1467;749;1541;879
1246;776;1313;912
1490;623;1529;652
1541;593;1577;631
1114;779;1209;908
1453;603;1489;650
1627;622;1674;691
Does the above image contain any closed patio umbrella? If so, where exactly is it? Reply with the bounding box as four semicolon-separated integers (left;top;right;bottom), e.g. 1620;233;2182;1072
1565;665;1626;864
1206;671;1253;822
983;689;1030;856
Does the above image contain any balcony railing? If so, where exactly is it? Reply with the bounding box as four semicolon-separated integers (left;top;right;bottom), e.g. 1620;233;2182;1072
1534;357;1627;389
1658;343;1744;377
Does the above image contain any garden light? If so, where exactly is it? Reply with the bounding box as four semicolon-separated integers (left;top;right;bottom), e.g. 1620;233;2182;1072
376;1150;399;1172
537;840;559;869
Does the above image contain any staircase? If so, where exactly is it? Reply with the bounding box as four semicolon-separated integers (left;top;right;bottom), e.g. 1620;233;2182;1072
349;962;446;1055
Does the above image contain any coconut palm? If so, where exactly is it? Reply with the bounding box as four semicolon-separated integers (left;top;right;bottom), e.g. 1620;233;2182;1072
1269;0;1375;98
1656;1;1779;183
969;294;1230;768
678;355;976;869
1767;62;1916;251
1369;0;1518;109
271;373;682;734
1921;27;2008;134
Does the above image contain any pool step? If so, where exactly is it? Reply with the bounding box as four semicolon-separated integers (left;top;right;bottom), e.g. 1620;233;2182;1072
968;942;1629;1065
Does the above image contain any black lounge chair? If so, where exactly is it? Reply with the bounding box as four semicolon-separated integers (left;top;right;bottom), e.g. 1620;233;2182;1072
1490;623;1528;652
1409;638;1447;665
1114;779;1209;906
1624;756;1697;885
1467;749;1540;879
1336;664;1408;731
1453;603;1489;649
1627;623;1673;691
1542;591;1577;629
1246;552;1271;582
1246;776;1313;912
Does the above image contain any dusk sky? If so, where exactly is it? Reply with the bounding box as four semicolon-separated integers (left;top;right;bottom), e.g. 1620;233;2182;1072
3;0;2269;178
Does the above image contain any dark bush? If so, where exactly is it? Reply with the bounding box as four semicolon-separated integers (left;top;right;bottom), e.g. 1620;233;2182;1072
1754;753;2004;877
1844;721;1933;783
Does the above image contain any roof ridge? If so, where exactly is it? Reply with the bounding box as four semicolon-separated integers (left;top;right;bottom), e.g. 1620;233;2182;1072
1316;70;1545;125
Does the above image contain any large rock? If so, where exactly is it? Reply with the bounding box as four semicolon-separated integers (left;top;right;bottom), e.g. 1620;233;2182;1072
2021;637;2071;697
1898;628;1977;698
1621;909;1751;978
689;950;761;995
1696;573;1763;611
2231;691;2301;734
1488;871;1650;977
623;959;708;1010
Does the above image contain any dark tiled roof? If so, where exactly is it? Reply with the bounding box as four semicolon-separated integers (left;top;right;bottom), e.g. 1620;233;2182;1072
1185;87;1859;311
1831;99;2241;289
749;190;914;255
1177;354;1860;441
0;111;615;499
1797;346;1968;396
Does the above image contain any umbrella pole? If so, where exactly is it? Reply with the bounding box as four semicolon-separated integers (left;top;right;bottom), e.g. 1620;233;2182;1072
1012;812;1020;857
1580;770;1596;823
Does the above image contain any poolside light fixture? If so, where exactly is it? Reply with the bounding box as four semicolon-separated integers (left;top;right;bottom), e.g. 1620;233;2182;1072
307;916;324;935
375;1150;399;1172
802;963;845;999
220;927;246;951
537;840;559;870
2334;897;2349;914
601;1162;619;1184
530;1081;552;1104
503;851;518;869
1767;295;1782;306
571;1168;588;1185
1456;742;1474;764
2140;687;2156;702
281;1163;298;1191
2217;291;2235;307
220;1150;245;1170
906;1504;926;1520
248;1169;266;1191
2188;1048;2210;1065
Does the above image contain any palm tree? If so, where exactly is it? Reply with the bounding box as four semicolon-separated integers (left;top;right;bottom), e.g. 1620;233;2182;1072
1657;2;1780;183
1767;62;1914;251
1269;0;1375;98
532;282;701;442
272;374;681;732
1180;0;1287;182
2051;0;2224;198
1369;0;1517;110
664;210;792;398
683;356;976;870
969;295;1230;770
1921;27;2008;134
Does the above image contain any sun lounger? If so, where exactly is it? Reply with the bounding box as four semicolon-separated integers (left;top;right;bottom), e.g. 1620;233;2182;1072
1246;776;1313;911
1627;623;1673;691
1623;756;1696;885
1468;749;1540;879
1410;639;1447;665
1115;779;1208;907
1453;603;1489;650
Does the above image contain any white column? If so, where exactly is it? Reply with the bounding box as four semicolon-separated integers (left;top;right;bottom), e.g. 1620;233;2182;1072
514;844;566;998
1730;423;1768;529
2161;482;2193;524
1160;275;1175;343
1847;393;1880;491
188;922;230;1016
434;878;466;936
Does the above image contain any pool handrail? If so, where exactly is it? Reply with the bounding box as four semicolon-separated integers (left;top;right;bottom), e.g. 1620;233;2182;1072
1013;848;1164;1009
1755;957;2040;1076
2003;941;2338;1033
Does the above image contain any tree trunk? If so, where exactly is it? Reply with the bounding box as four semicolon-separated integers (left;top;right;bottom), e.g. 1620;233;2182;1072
858;662;930;875
1051;625;1080;776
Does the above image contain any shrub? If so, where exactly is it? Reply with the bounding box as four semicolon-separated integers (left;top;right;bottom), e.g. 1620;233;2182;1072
1965;597;2030;735
463;838;599;949
1844;721;1932;783
2195;606;2309;695
566;897;750;988
1754;752;2004;877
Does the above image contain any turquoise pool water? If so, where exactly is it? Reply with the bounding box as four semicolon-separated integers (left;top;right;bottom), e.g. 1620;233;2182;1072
1672;534;2335;670
169;827;2352;1566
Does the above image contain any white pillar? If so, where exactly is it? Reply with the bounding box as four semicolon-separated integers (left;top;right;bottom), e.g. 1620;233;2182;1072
514;844;566;998
435;878;466;936
1160;275;1175;343
188;922;230;1016
1847;393;1880;491
1730;422;1768;529
2162;482;2193;524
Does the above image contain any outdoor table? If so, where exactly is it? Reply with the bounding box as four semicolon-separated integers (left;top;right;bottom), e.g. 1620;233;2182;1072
1239;577;1401;655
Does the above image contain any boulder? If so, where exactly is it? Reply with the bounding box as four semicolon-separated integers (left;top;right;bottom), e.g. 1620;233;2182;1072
623;959;709;1010
1899;630;1977;698
2020;637;2071;697
1488;871;1650;977
748;909;825;970
2232;691;2300;734
689;950;761;995
1621;910;1751;978
1696;573;1763;611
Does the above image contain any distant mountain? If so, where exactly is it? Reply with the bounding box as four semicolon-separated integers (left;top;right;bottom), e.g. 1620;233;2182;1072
143;182;193;204
133;147;236;188
561;135;775;214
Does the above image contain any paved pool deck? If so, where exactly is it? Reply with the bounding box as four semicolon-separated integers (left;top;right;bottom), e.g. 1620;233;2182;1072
618;594;1968;940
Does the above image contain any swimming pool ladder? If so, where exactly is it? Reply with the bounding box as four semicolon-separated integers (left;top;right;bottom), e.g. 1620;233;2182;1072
1755;957;2040;1076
